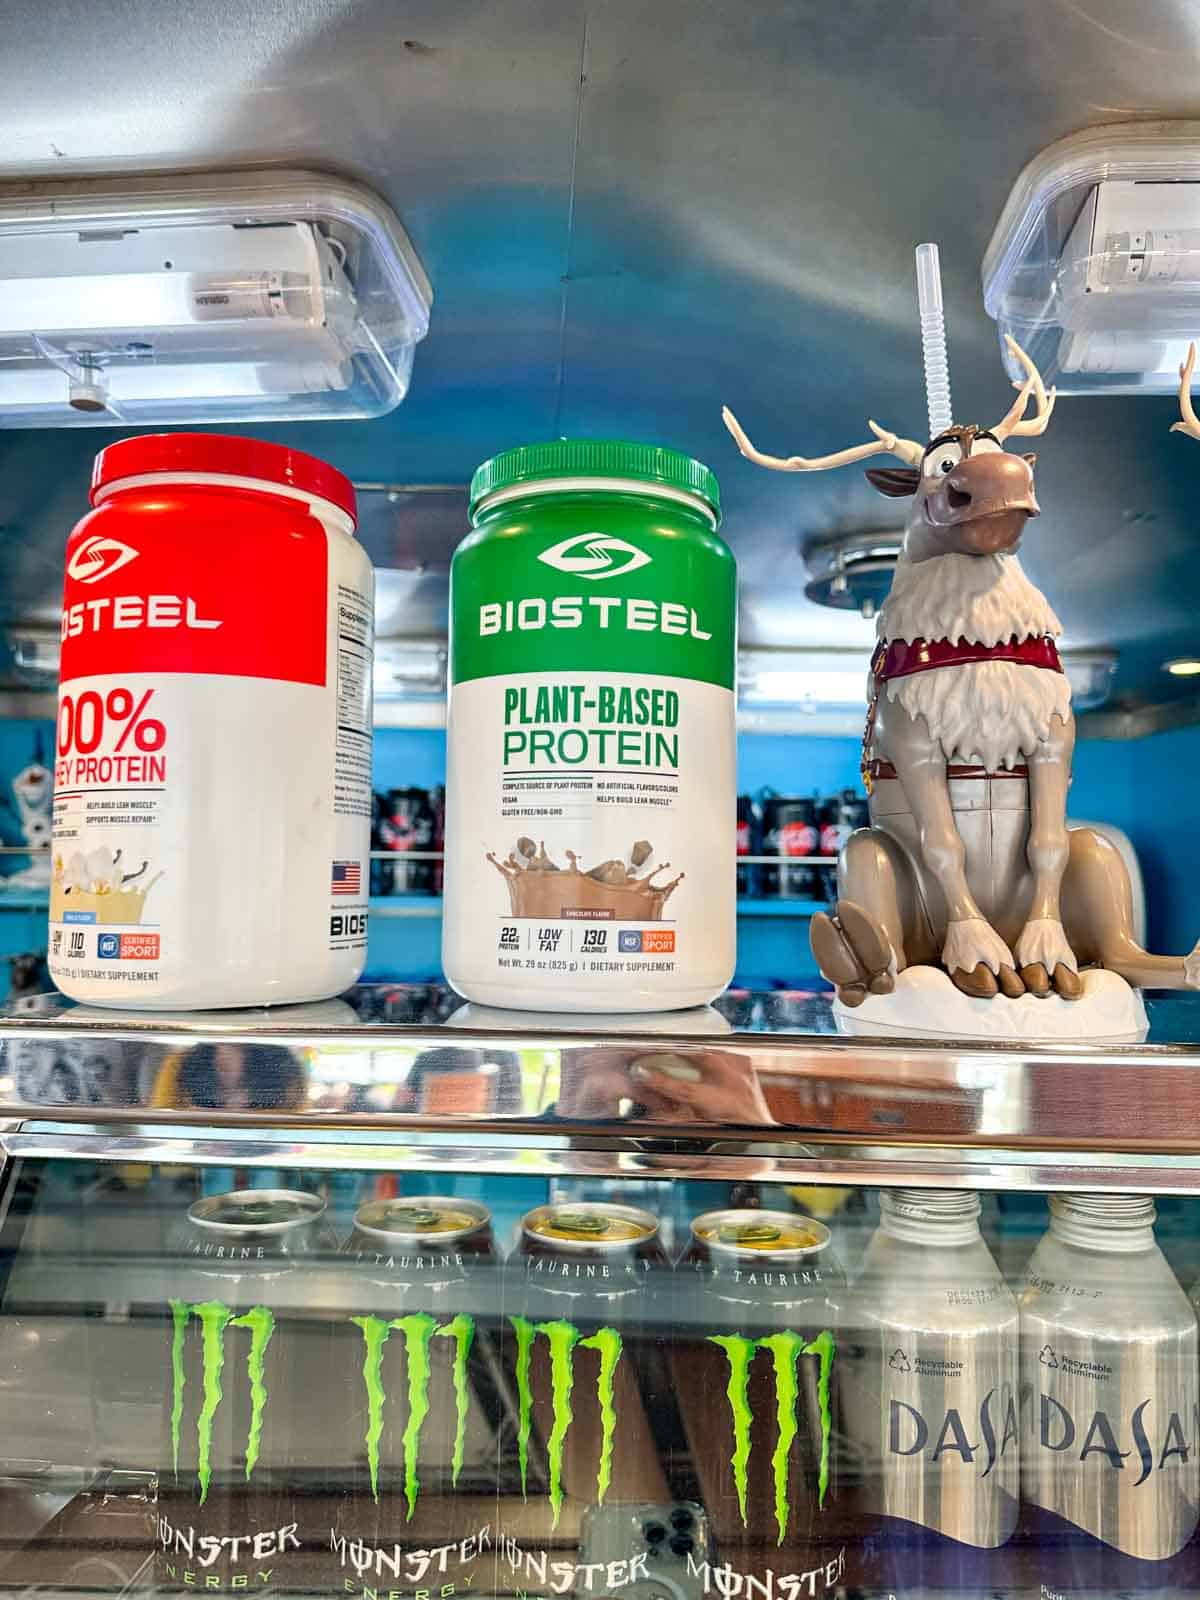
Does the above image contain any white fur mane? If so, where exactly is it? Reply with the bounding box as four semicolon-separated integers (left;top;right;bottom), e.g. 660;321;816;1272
880;551;1062;646
886;663;1071;769
879;551;1070;768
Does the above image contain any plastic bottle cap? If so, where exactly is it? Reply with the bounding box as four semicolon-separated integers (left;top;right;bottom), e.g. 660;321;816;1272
469;438;720;522
90;433;357;523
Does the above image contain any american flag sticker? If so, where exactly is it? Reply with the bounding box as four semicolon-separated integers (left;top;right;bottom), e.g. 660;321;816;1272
332;860;362;896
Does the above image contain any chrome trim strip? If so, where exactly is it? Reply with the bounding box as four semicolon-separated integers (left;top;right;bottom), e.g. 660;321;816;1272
6;1127;1200;1194
4;986;1200;1162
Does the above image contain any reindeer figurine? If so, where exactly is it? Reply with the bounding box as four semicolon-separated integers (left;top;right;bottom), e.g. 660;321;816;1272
725;336;1200;1008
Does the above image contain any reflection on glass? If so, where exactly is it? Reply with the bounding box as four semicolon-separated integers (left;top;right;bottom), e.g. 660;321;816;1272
2;1166;1200;1596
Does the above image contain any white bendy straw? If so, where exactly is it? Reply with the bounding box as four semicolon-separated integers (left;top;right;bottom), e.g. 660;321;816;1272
915;242;952;438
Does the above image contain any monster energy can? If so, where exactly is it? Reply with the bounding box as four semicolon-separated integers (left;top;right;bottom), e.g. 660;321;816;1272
671;1209;851;1594
842;1189;1019;1595
158;1188;331;1597
326;1196;501;1596
501;1201;673;1558
1018;1193;1199;1598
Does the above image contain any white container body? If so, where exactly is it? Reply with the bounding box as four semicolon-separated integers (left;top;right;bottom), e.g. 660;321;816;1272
50;471;374;1009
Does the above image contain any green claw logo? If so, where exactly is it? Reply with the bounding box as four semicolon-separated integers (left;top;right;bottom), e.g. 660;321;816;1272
352;1312;475;1516
169;1301;831;1542
169;1299;276;1507
710;1328;835;1546
510;1316;622;1529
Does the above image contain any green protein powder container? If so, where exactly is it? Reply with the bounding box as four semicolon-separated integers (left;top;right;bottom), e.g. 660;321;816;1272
443;439;736;1011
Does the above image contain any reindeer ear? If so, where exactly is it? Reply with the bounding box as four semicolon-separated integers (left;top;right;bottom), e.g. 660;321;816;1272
1022;452;1038;466
865;466;921;498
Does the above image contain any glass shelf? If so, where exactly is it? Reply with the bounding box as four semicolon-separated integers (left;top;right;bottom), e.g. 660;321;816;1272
0;983;1199;1189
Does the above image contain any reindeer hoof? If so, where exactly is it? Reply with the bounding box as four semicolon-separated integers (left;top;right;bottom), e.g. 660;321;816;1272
1054;963;1083;1001
953;963;998;999
1021;962;1051;997
838;901;894;982
811;912;864;988
811;902;894;1006
998;964;1026;999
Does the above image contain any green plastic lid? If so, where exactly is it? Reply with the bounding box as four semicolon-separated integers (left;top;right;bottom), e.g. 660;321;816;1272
469;439;720;523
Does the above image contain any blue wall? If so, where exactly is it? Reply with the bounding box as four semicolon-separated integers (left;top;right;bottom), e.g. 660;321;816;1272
360;724;1200;983
4;717;1198;987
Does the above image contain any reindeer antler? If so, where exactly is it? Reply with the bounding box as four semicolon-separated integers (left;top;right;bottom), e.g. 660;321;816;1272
992;336;1056;441
1171;342;1200;440
721;408;924;471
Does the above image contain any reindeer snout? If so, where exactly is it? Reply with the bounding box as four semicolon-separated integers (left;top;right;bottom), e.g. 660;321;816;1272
924;450;1039;553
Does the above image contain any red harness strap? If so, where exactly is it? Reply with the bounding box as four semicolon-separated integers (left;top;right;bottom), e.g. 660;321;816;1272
879;634;1063;680
860;634;1062;793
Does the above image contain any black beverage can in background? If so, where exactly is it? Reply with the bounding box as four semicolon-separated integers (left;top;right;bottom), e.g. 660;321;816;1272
762;797;818;898
380;787;437;892
736;794;758;898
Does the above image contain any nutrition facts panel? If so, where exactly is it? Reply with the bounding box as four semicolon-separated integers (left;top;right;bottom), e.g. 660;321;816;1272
334;583;373;819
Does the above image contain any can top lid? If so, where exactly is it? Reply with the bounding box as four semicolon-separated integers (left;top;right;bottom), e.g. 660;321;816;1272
469;439;720;522
522;1200;659;1251
691;1208;832;1258
187;1188;325;1235
90;433;357;523
353;1197;490;1244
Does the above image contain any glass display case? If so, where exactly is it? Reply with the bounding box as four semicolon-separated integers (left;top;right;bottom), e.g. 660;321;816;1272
2;983;1200;1599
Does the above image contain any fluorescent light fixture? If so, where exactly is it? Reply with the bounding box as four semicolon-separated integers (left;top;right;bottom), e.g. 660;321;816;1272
1062;649;1118;711
984;124;1200;395
739;649;872;710
372;639;447;699
1166;657;1200;677
0;169;430;425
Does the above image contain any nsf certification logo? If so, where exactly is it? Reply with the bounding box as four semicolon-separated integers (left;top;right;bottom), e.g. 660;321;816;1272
98;933;120;959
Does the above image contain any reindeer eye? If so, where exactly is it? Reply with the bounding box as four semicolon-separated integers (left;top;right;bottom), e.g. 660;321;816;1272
925;440;962;478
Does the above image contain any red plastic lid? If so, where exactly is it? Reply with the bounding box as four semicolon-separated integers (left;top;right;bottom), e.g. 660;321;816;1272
90;433;357;523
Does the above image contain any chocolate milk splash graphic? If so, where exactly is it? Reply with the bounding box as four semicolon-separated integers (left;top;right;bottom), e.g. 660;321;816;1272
487;837;683;921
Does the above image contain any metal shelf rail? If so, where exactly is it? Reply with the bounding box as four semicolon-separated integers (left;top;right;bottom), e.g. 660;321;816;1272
0;984;1199;1192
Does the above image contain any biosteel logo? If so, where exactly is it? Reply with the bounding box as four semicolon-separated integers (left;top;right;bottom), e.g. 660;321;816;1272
67;535;140;585
710;1328;836;1546
538;532;652;580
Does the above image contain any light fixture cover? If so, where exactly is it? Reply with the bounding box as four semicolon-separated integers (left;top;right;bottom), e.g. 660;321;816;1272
983;122;1200;395
0;169;431;426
